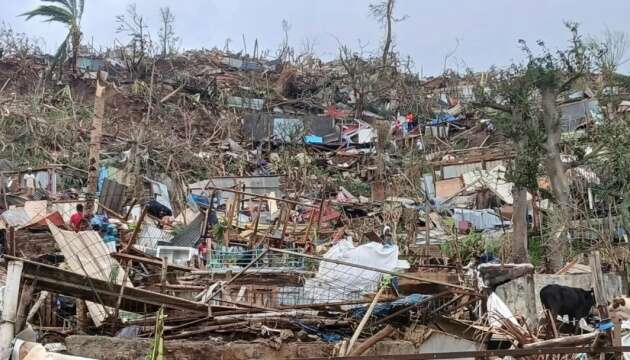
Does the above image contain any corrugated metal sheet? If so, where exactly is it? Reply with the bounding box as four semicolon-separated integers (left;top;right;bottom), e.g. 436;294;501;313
442;162;483;179
0;208;31;228
451;208;508;230
148;180;171;210
99;179;128;215
242;114;338;143
49;222;131;327
164;213;203;248
188;176;282;203
137;222;173;249
227;96;264;110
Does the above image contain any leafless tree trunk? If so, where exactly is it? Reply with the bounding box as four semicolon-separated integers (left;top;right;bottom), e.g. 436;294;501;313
511;186;529;263
86;71;108;214
381;0;394;66
541;87;571;271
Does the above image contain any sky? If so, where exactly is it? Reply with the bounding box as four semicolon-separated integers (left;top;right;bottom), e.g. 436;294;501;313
2;0;629;76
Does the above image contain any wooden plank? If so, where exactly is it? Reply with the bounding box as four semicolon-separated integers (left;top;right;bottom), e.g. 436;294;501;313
0;260;23;358
5;255;234;315
299;346;630;360
191;186;318;208
345;286;385;355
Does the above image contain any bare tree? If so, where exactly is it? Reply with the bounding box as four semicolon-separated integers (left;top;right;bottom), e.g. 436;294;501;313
369;0;407;67
278;19;293;62
116;3;152;78
590;27;629;74
158;7;180;58
0;22;43;60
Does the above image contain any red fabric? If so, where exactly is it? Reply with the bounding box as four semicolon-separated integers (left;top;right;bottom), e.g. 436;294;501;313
326;106;348;119
307;201;341;223
198;242;207;257
70;212;84;231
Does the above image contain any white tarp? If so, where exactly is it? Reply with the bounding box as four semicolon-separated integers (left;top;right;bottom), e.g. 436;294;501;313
487;292;519;328
302;240;399;304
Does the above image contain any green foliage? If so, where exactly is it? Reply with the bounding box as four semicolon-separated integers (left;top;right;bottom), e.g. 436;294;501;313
21;0;85;76
476;65;544;190
146;307;165;360
332;175;371;197
441;232;501;264
212;218;228;240
527;235;544;268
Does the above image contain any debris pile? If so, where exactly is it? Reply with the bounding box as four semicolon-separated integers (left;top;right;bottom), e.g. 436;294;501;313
1;31;630;360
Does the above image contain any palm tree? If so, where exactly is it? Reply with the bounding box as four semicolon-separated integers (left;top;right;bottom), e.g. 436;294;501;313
21;0;85;75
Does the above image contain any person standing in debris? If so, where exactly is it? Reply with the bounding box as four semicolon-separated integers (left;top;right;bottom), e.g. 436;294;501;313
23;167;37;197
70;204;85;232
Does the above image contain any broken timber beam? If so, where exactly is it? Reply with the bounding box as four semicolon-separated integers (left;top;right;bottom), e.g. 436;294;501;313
521;332;599;349
268;248;472;291
5;256;233;315
111;252;194;272
300;346;630;360
122;206;148;252
0;260;23;359
191;186;318;208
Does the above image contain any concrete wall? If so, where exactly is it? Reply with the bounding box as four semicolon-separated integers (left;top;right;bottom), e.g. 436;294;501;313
495;273;626;317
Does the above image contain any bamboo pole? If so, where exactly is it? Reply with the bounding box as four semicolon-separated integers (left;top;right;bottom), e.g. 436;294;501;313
345;286;385;355
349;325;395;356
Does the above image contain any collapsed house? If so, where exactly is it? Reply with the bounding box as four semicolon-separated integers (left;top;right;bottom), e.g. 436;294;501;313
1;45;630;360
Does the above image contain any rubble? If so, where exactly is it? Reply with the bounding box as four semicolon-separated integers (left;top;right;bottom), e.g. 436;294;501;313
1;12;630;360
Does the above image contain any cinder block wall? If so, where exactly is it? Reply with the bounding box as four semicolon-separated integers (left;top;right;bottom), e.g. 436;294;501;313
495;273;625;319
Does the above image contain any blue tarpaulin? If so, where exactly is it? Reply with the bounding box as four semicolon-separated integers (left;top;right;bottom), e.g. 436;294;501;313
349;293;428;319
293;321;343;342
430;113;458;126
189;193;210;208
304;135;324;144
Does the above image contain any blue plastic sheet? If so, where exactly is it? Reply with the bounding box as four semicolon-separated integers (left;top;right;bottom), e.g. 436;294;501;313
304;135;324;144
430;113;458;125
293;321;343;342
349;293;428;319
